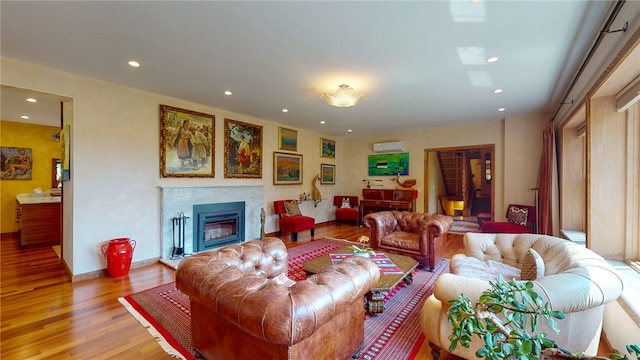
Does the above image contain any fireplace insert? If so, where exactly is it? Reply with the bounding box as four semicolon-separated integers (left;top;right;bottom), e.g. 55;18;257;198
193;201;245;252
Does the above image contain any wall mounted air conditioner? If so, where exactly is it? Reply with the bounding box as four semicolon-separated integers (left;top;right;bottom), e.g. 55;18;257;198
373;141;405;153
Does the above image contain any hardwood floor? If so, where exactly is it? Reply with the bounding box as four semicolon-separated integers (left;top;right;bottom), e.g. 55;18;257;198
0;225;609;359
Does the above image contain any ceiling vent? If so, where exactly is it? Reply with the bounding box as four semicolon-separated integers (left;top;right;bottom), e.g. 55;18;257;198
373;141;405;153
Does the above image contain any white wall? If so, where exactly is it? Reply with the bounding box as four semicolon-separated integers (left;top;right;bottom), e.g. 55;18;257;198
2;57;549;277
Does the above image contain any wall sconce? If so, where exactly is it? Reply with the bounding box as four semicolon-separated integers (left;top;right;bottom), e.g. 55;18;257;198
485;154;492;183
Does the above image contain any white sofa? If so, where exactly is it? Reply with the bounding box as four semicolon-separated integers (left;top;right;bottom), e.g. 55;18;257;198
420;233;624;359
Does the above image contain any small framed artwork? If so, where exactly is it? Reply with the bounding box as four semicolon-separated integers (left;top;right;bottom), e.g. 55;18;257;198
320;163;335;184
160;104;215;178
278;127;297;151
224;118;263;178
320;137;336;158
0;147;32;180
273;152;302;185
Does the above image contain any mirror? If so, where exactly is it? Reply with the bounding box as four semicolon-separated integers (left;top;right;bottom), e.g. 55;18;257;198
52;158;61;189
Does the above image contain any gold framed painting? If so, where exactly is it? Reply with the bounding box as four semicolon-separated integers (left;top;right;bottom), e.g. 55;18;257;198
273;152;302;185
224;118;263;178
160;104;215;178
278;127;297;151
320;137;336;158
320;163;335;184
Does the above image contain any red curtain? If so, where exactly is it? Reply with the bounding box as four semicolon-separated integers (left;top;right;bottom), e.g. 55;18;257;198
538;121;555;235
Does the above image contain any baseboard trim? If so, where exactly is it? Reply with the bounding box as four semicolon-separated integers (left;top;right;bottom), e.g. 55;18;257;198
70;257;160;282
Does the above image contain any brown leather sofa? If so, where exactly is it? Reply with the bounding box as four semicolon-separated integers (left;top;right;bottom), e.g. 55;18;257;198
175;237;380;360
363;211;453;270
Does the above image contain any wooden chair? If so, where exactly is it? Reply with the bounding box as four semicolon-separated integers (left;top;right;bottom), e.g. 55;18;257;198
333;196;360;226
273;200;315;241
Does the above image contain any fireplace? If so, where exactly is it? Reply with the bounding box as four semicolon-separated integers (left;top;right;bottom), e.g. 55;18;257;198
193;202;245;252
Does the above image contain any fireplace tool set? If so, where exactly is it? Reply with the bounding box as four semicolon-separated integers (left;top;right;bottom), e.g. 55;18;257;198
171;212;189;259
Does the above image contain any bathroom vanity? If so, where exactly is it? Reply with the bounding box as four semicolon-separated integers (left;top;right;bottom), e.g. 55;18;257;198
16;194;61;247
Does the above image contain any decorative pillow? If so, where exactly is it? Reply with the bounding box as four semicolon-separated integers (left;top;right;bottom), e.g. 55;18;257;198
284;200;302;216
450;256;521;281
507;206;528;226
272;273;296;287
521;248;545;280
340;198;351;208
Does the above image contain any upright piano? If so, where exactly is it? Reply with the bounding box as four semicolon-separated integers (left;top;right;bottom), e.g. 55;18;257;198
360;188;418;218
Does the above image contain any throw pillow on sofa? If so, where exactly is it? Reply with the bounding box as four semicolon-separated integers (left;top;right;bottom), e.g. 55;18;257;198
521;248;545;280
507;206;528;226
450;256;521;281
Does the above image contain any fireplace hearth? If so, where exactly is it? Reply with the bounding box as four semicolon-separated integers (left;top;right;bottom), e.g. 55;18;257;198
194;202;245;251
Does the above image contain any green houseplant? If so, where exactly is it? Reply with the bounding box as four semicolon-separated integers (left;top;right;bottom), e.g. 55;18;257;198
447;275;639;360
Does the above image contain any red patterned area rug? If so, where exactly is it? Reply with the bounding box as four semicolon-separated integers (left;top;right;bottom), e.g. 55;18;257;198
119;237;448;360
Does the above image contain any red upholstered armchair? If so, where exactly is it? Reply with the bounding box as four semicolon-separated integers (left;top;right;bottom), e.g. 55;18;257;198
480;204;536;233
274;200;315;241
333;196;360;226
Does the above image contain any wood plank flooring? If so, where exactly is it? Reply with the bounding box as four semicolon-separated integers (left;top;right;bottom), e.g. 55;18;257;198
0;224;609;359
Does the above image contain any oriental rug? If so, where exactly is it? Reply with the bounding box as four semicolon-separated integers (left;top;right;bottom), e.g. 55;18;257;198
119;237;448;360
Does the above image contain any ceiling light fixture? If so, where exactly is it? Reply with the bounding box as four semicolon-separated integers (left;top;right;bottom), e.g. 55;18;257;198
26;98;37;103
128;60;140;67
282;109;288;113
493;88;503;94
224;90;232;96
323;84;363;107
498;107;506;112
487;57;499;63
20;115;29;119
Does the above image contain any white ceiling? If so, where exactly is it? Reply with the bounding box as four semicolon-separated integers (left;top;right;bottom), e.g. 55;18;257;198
0;1;622;137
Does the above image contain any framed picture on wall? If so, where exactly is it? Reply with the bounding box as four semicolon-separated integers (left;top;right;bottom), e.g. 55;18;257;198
273;152;302;185
0;147;32;180
320;137;335;158
224;118;263;178
278;127;297;151
159;104;215;178
320;163;335;184
368;153;409;176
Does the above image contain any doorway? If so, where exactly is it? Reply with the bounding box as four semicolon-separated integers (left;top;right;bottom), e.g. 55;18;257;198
1;85;71;270
424;144;494;219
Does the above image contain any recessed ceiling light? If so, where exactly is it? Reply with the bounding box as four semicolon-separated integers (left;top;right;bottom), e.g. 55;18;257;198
128;60;140;67
282;109;288;113
320;121;326;124
20;115;29;119
493;88;503;94
498;107;506;112
224;90;232;96
26;98;37;103
487;57;499;63
347;129;353;133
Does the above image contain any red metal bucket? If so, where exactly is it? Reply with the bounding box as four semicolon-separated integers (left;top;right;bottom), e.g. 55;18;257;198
101;238;136;277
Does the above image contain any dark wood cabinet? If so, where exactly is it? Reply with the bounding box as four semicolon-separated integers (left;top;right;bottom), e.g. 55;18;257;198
361;188;417;217
18;202;61;247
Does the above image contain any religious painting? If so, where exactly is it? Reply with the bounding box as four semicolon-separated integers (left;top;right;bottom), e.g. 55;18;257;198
224;118;263;178
278;127;297;151
0;147;32;180
368;153;410;176
160;104;215;178
273;152;302;185
320;163;335;184
320;137;336;158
